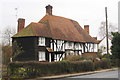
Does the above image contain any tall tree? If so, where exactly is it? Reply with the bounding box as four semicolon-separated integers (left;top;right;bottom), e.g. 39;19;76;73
2;27;16;46
111;32;120;59
99;22;117;39
2;45;12;65
2;27;16;65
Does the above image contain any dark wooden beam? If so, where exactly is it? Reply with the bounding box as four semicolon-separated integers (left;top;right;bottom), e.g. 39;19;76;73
83;43;85;53
59;53;64;61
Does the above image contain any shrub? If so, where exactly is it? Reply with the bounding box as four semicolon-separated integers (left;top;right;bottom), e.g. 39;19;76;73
63;55;82;61
110;59;119;67
94;58;111;70
8;61;94;79
8;59;114;79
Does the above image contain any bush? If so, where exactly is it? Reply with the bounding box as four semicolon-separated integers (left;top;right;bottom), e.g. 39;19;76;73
8;61;94;79
110;59;119;67
63;55;82;61
94;58;111;70
8;59;113;79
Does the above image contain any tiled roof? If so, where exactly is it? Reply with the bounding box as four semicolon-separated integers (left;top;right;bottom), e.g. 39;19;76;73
12;15;98;43
12;22;51;38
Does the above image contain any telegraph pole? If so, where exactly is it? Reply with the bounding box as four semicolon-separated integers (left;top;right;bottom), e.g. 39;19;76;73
105;7;109;55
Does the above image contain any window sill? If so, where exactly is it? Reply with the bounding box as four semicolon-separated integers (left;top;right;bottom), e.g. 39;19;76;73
38;45;46;46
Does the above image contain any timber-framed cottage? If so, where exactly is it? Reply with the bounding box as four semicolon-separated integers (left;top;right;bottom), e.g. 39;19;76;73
12;5;98;62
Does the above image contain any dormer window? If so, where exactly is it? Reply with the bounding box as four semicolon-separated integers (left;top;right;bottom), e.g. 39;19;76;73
38;37;45;46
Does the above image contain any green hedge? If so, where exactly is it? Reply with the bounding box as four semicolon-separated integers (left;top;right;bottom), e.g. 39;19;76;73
8;60;112;79
110;59;119;67
94;59;111;70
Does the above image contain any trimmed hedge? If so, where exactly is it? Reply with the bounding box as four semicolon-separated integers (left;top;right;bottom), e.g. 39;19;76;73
94;59;111;70
8;60;112;79
110;59;119;67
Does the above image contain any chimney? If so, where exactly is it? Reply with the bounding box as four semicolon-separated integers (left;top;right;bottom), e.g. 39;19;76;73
18;18;25;32
84;25;89;34
45;5;53;15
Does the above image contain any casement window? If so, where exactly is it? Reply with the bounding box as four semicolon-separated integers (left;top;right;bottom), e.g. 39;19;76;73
65;42;73;49
68;42;73;49
38;51;45;61
57;40;62;46
38;37;45;46
75;43;79;50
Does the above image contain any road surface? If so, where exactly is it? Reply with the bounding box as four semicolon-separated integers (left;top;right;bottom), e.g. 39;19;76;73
53;69;119;80
69;69;118;78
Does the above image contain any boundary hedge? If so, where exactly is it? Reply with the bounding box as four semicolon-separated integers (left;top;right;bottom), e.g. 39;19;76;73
8;59;114;79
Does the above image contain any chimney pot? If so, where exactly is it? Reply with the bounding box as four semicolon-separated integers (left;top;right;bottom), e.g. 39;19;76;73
84;25;89;34
45;5;53;15
18;18;25;32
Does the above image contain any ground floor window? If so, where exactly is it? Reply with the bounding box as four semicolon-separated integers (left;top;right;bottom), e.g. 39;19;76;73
38;51;45;61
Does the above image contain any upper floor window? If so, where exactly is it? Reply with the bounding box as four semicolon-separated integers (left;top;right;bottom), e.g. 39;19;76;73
75;43;79;50
57;40;62;46
68;42;73;48
66;42;73;49
38;37;45;46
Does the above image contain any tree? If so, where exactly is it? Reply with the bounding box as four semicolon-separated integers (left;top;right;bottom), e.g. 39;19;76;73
2;45;12;65
99;22;117;39
2;26;16;46
1;27;16;65
111;32;120;59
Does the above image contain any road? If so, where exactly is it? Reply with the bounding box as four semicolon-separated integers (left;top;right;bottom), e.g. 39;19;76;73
69;69;118;78
53;70;119;80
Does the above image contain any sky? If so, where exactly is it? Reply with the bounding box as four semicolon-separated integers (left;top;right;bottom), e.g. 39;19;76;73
0;0;119;43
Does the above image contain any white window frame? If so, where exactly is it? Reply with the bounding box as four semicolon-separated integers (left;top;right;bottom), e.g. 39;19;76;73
68;42;73;49
57;40;63;46
38;37;45;46
75;43;79;50
38;51;45;61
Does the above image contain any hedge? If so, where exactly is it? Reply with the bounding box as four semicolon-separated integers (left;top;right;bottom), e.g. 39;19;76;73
110;59;119;67
94;58;111;70
8;60;112;79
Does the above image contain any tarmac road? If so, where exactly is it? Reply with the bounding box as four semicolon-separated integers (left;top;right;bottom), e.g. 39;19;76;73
69;69;118;78
53;69;119;80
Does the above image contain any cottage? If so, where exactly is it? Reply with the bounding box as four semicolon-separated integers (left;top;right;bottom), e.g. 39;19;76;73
12;5;98;62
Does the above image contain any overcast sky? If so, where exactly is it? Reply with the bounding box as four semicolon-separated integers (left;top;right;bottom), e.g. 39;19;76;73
0;0;119;42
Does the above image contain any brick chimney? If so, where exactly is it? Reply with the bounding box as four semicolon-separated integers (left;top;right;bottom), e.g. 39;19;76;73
45;5;53;15
84;25;89;34
18;18;25;32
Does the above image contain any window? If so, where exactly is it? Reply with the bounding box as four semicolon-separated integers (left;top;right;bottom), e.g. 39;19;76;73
57;40;62;46
38;37;45;46
68;42;73;49
38;51;45;61
65;42;73;49
75;43;79;50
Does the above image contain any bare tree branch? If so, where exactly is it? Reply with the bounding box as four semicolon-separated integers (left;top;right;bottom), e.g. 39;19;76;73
99;22;117;39
2;26;16;46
